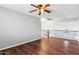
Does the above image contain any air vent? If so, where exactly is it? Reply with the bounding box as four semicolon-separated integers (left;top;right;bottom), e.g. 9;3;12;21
46;18;52;20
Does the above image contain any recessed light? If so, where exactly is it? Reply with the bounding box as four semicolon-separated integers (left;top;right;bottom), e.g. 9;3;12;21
41;18;46;21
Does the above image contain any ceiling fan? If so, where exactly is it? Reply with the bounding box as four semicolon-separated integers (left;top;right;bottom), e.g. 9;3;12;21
29;4;51;15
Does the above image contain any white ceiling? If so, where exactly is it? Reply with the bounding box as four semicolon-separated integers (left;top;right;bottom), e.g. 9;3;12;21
0;4;79;20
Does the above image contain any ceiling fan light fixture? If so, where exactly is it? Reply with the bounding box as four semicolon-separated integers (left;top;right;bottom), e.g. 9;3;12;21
30;4;51;15
41;8;44;13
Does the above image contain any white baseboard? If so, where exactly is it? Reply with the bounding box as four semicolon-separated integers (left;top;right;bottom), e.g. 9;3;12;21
0;37;40;51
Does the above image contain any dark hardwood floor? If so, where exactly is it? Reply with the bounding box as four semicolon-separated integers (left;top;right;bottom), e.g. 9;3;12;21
0;37;79;55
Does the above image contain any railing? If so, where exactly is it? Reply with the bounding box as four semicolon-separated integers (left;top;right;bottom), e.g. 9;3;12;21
41;29;79;40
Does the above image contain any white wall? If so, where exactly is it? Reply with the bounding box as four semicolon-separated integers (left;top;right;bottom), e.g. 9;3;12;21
0;7;40;49
52;20;79;30
41;18;79;30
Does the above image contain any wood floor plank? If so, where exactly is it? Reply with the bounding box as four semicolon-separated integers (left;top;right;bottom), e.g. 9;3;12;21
0;37;79;55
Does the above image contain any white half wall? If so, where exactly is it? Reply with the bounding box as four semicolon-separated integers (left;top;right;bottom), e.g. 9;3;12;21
0;7;41;49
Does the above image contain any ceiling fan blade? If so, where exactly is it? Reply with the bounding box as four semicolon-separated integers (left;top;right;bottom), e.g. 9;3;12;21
29;9;37;13
44;4;50;8
39;10;41;15
30;4;37;8
44;9;51;13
